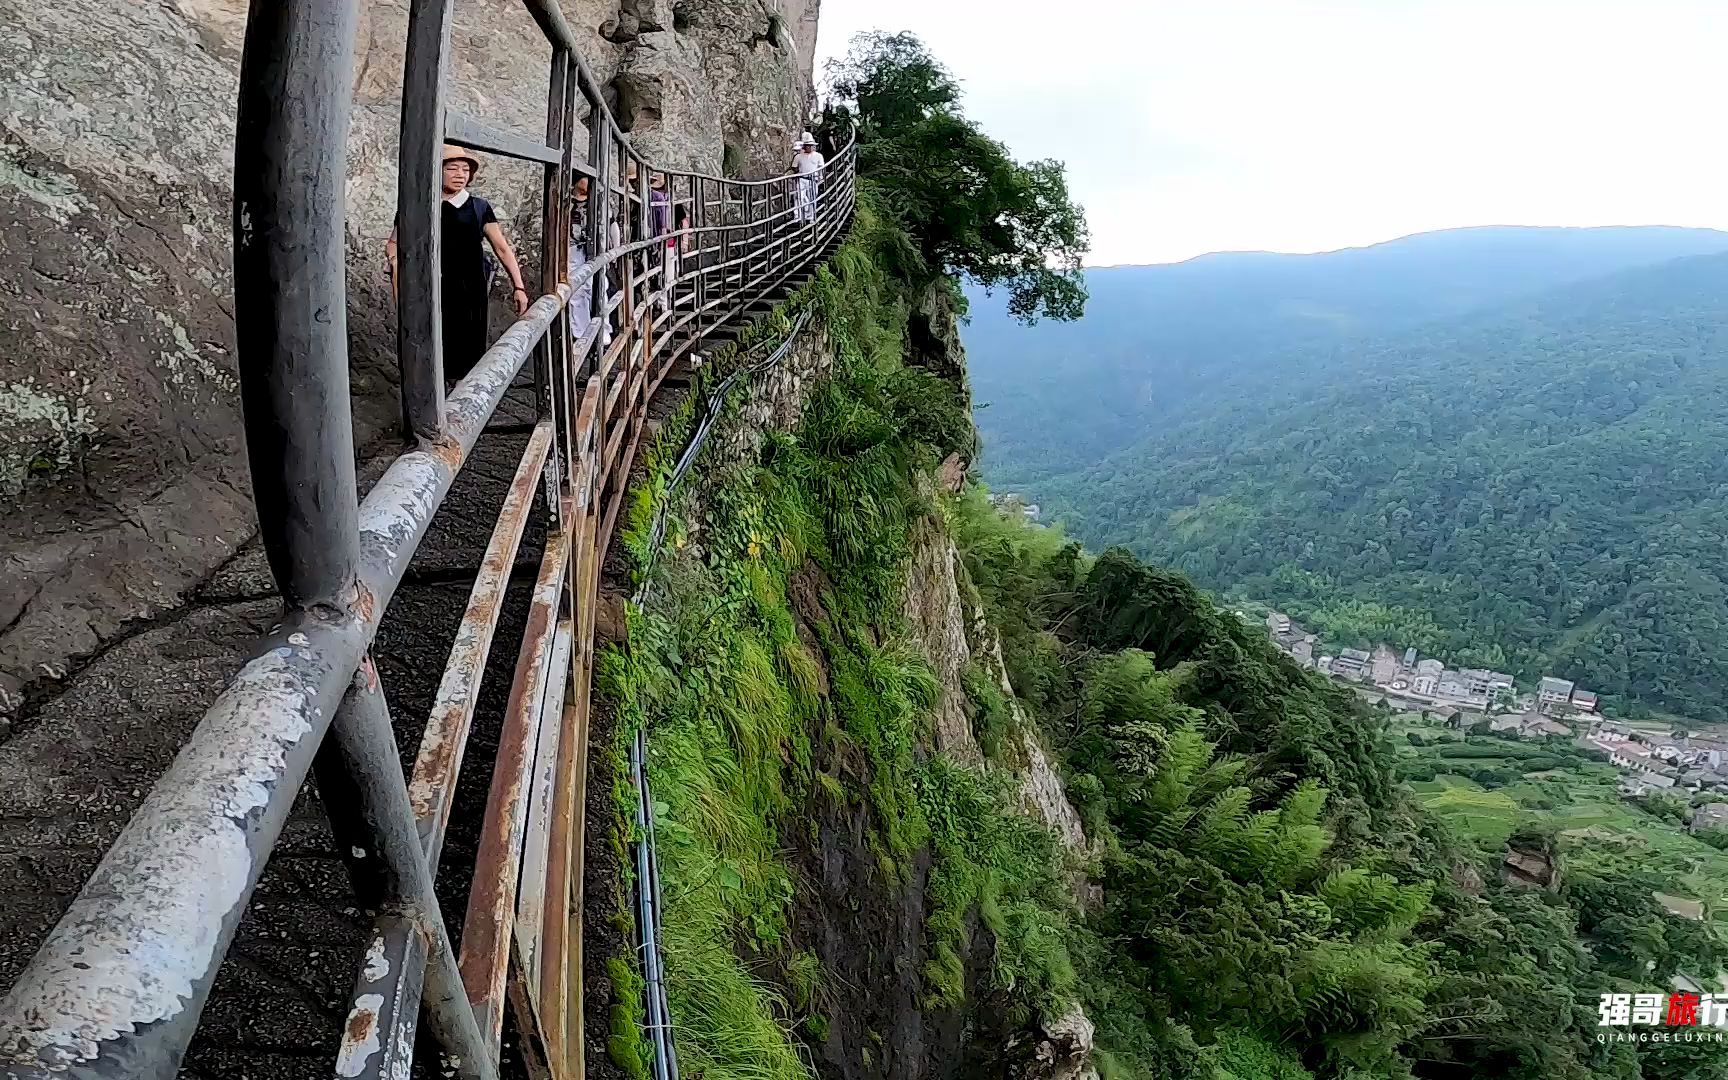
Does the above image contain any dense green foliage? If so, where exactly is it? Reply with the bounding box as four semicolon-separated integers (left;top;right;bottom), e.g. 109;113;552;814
952;495;1728;1079
970;245;1728;720
603;190;1083;1076
823;32;1089;324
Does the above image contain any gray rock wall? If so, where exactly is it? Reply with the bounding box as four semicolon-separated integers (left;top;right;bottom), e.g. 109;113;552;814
902;525;1093;861
614;0;815;176
0;0;812;728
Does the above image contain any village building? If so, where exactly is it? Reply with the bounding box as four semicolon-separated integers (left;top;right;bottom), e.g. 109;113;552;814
1410;658;1443;696
1620;773;1678;795
1691;803;1728;835
1370;645;1400;685
1594;736;1652;771
1332;648;1371;681
1271;629;1317;667
989;493;1041;522
1538;676;1575;710
1490;712;1571;739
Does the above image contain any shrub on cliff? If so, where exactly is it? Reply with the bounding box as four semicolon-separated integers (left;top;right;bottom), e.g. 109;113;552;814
823;31;1090;324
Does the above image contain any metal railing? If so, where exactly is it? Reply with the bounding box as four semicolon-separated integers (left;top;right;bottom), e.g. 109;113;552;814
0;0;855;1076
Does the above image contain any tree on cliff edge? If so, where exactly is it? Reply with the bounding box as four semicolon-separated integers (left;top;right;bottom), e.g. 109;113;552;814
824;32;1090;324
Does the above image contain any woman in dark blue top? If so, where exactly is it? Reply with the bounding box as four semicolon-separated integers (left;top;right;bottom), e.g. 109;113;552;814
386;146;531;386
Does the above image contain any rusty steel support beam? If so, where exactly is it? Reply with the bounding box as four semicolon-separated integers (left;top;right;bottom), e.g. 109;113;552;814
333;422;551;1079
318;658;497;1080
459;529;570;1049
408;423;554;864
513;617;575;988
507;937;557;1080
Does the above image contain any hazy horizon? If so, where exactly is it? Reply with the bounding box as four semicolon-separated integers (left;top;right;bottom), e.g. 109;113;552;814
1079;222;1728;270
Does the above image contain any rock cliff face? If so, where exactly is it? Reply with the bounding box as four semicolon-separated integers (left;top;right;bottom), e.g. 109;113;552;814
0;0;812;728
1502;844;1561;891
901;524;1091;860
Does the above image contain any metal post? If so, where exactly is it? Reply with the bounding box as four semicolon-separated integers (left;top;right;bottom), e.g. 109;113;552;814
319;658;499;1080
555;69;580;493
720;182;733;322
692;175;705;344
781;175;792;274
636;156;651;347
740;185;754;323
234;0;364;612
395;0;456;442
536;48;569;525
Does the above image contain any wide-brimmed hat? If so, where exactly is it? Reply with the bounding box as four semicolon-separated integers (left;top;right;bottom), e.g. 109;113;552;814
797;131;816;146
441;144;481;174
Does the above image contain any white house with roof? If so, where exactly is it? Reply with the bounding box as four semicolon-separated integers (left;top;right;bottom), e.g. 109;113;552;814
1539;676;1575;709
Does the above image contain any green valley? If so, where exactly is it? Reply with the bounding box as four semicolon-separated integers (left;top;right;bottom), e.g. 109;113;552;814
1392;711;1728;922
965;246;1728;721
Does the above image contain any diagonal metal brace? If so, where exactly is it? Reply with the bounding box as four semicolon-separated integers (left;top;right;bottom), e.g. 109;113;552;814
317;657;500;1080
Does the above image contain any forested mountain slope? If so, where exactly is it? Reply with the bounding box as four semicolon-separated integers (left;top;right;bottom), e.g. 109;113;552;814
966;225;1728;486
1018;251;1728;720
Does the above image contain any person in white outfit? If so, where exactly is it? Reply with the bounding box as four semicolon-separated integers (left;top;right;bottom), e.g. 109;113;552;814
792;132;824;224
568;176;593;345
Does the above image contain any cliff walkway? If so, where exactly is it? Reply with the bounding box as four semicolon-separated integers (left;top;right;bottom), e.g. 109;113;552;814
0;2;856;1077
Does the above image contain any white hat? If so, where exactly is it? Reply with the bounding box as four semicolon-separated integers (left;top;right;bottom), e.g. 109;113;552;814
798;132;816;146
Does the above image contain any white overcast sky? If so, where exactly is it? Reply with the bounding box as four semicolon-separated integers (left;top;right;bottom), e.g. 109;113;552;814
811;1;1728;266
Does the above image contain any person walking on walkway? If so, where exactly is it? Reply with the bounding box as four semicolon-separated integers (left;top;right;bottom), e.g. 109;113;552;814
650;171;671;238
569;175;595;344
386;145;531;386
792;132;824;224
666;202;690;297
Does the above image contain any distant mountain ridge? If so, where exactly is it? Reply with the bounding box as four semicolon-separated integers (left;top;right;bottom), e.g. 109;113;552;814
962;228;1728;720
966;225;1728;487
